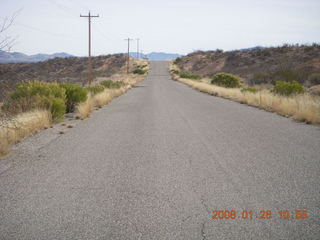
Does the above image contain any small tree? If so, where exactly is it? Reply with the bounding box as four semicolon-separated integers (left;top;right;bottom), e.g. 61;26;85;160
0;9;21;51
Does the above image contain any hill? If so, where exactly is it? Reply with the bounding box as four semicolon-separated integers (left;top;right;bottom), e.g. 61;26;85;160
0;51;73;63
175;44;320;87
0;54;127;99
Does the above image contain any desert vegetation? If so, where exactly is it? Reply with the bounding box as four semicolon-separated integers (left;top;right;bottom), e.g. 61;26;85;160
100;80;125;89
272;81;305;96
170;61;320;125
211;73;241;88
0;59;149;156
179;72;201;80
0;110;51;156
0;53;127;100
175;44;320;92
2;81;67;121
132;64;148;75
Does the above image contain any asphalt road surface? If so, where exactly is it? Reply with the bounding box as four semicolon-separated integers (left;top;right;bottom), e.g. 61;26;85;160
0;61;319;240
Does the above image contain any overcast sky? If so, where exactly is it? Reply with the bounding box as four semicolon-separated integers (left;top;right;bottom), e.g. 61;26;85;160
1;0;320;56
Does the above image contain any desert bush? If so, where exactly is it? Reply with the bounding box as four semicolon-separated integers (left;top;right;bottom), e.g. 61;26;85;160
179;72;201;80
86;85;105;95
51;97;67;120
177;77;320;124
101;80;125;89
60;83;88;112
173;57;182;64
10;81;65;101
133;68;146;75
3;81;66;121
170;69;180;75
211;73;241;88
272;81;304;96
241;87;258;93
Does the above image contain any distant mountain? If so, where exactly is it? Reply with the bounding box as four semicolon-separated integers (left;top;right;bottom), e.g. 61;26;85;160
129;52;182;61
0;51;73;63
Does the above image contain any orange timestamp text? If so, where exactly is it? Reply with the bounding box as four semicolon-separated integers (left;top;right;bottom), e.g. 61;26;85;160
211;210;309;220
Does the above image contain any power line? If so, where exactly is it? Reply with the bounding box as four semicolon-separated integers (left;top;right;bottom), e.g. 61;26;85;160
18;22;78;39
92;24;117;42
46;0;76;18
0;16;78;40
80;11;99;86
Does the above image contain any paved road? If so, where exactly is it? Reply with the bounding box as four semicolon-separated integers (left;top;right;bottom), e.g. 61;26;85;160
1;61;320;239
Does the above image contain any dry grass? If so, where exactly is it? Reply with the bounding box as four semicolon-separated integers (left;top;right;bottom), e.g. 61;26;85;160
76;72;146;120
76;93;94;120
169;62;320;124
0;61;149;156
0;110;51;156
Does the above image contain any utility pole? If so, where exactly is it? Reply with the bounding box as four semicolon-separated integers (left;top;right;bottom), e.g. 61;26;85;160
80;11;99;86
124;38;133;74
136;38;140;59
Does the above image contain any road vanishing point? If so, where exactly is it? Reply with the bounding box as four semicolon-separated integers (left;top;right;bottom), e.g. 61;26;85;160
0;62;319;239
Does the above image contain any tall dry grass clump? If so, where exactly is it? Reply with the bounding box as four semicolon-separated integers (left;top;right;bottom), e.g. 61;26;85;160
0;110;51;156
175;77;320;124
76;93;94;120
93;90;113;107
76;74;143;120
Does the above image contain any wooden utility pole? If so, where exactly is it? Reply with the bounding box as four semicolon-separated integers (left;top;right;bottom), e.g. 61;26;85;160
80;11;99;86
124;38;133;74
136;38;140;59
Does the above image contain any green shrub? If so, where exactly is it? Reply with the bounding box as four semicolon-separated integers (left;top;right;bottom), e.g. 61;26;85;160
174;57;182;64
272;81;304;96
51;97;67;121
101;80;125;89
170;69;180;75
241;87;258;93
179;72;201;80
86;85;105;95
211;73;241;88
10;81;65;101
100;80;114;88
133;68;146;75
60;83;88;112
4;81;67;121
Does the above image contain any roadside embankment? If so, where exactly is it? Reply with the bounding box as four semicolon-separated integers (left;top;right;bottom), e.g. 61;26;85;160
0;61;149;157
169;62;320;125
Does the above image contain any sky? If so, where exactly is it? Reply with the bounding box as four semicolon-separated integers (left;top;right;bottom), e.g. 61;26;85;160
1;0;320;56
